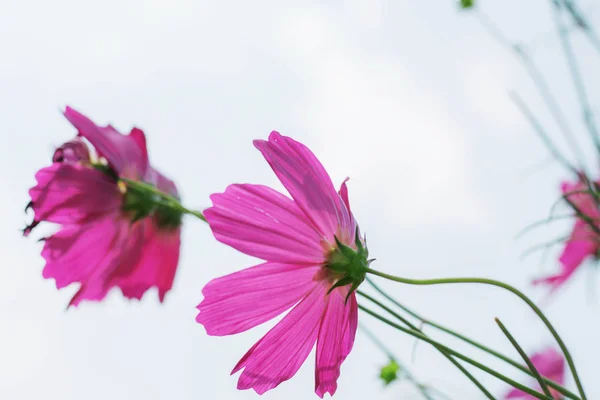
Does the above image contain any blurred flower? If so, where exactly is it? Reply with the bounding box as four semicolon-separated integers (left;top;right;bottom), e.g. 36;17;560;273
25;107;182;306
504;347;565;399
533;176;600;291
196;131;368;397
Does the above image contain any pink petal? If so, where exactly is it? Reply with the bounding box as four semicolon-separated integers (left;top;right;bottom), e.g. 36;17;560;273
63;106;149;177
204;183;326;264
52;138;90;163
529;348;565;384
197;262;321;336
338;178;351;214
533;220;598;289
40;213;144;306
338;178;358;244
69;219;146;307
232;282;328;395
315;289;358;398
117;220;181;302
28;163;121;226
503;348;565;399
254;132;354;246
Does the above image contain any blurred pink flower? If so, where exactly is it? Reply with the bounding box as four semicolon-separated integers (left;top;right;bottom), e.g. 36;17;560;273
25;107;181;306
196;131;367;397
533;178;600;291
505;347;565;399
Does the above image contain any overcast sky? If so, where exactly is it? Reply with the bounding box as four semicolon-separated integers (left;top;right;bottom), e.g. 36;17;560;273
2;0;600;399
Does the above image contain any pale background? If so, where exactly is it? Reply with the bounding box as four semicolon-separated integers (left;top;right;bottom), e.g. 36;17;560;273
1;0;600;399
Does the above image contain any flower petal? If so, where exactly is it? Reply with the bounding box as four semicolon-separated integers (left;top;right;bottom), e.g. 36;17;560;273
40;213;145;306
232;282;328;395
197;262;320;336
52;138;90;163
69;219;146;307
63;106;148;177
254;131;354;245
116;220;181;302
205;183;326;264
314;289;358;398
28;163;120;226
529;348;564;383
533;220;598;289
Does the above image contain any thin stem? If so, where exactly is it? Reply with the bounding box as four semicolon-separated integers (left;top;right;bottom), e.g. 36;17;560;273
520;235;569;260
362;281;580;399
358;323;437;400
509;91;578;175
515;213;574;239
551;0;600;153
495;318;553;398
121;178;207;222
563;0;600;54
365;268;588;400
476;11;585;170
357;291;495;399
359;304;552;400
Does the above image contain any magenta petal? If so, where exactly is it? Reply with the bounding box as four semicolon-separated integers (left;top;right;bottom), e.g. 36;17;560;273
529;348;565;382
69;220;146;306
41;213;135;306
533;220;597;289
63;106;148;177
338;178;351;214
29;163;121;225
205;183;326;264
116;221;181;302
197;262;320;336
53;138;90;163
254;132;354;245
232;283;328;395
314;289;358;398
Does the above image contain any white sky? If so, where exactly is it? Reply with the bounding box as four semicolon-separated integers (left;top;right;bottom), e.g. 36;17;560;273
2;0;600;399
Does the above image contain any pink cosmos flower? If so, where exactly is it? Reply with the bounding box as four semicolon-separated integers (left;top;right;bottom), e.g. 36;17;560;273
504;347;565;399
25;107;182;306
196;131;369;397
533;177;600;291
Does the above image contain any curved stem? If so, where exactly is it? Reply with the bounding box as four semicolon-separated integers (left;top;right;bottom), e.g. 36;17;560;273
121;178;207;222
550;0;600;154
366;268;587;400
357;291;495;399
496;318;553;398
365;278;579;400
359;304;552;400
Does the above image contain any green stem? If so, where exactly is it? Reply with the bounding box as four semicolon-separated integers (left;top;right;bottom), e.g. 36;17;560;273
366;268;587;400
121;178;207;222
358;291;496;399
365;278;579;400
359;304;552;400
358;323;437;400
495;318;553;398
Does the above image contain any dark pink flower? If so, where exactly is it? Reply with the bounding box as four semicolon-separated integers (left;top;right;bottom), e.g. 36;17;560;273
25;107;181;306
533;178;600;290
196;131;368;397
504;348;565;399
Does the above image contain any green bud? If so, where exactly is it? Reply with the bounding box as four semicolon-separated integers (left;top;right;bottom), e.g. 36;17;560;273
380;359;401;386
459;0;475;9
